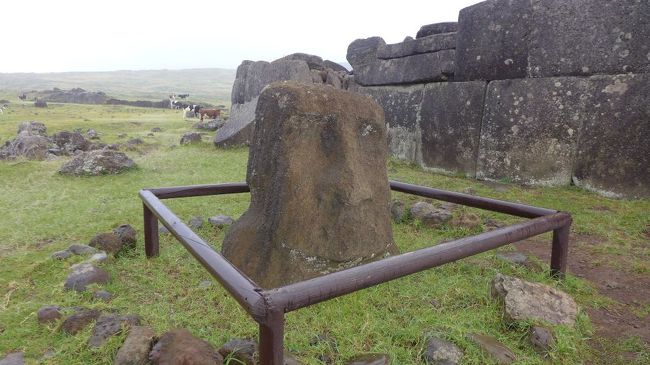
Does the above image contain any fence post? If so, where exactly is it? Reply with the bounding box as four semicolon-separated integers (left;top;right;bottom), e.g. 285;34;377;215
258;310;285;365
550;218;571;278
143;203;160;257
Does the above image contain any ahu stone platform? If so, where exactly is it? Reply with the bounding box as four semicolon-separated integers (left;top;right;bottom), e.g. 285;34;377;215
344;0;649;198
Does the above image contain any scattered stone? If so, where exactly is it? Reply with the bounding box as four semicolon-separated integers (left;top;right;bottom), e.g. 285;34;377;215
149;328;223;365
188;216;204;229
390;199;405;222
180;132;202;145
218;338;257;365
89;233;124;255
529;326;555;356
51;250;72;260
450;212;481;229
93;290;112;302
88;314;140;347
50;130;91;154
495;252;528;267
468;334;516;365
490;273;578;326
87;251;109;264
127;138;144;146
0;133;49;160
0;352;24;365
64;263;110;292
194;119;226;131
17;121;47;136
222;82;397;288
345;353;390;365
410;202;452;227
87;129;99;139
60;308;101;334
34;99;48;108
37;305;62;324
58;150;136;176
423;336;463;365
151;127;162;132
113;224;137;247
114;326;156;365
68;244;99;256
208;215;234;228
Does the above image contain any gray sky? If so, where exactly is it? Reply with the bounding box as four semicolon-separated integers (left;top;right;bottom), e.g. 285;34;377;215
0;0;480;73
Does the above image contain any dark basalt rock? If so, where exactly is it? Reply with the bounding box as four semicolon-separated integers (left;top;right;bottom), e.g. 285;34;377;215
149;329;223;365
416;22;458;38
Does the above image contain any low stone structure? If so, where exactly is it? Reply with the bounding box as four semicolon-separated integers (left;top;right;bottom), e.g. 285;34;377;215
222;82;397;288
342;0;649;198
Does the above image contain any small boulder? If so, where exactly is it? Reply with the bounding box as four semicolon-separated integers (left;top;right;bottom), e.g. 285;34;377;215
68;244;99;256
390;200;405;222
529;326;555;356
88;314;140;347
194;119;226;131
410;202;452;227
64;263;110;292
345;353;390;365
127;138;144;146
17;121;47;136
51;250;72;260
468;334;516;365
151;127;163;132
423;336;463;365
0;133;49;160
50;130;91;155
188;216;204;229
208;215;234;228
58;150;136;176
93;290;112;302
0;352;24;365
490;274;578;326
149;329;223;365
37;305;62;324
180;132;202;145
87;129;99;139
113;224;137;247
218;338;257;365
114;326;156;365
89;233;124;255
60;308;101;335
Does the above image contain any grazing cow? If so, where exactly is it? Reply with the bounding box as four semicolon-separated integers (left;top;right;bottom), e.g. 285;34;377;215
18;94;26;101
198;108;221;121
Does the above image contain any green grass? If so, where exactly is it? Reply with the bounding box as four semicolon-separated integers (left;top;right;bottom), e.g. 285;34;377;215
0;102;648;364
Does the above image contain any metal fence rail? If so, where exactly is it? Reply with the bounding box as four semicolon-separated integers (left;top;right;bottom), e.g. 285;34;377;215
140;180;571;364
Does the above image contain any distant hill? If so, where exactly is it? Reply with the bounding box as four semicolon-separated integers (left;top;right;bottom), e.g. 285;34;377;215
0;68;236;106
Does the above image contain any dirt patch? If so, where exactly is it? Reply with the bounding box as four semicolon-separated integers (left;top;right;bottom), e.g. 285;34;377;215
514;234;649;360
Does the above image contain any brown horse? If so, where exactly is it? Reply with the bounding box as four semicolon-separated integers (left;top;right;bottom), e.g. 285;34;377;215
199;108;221;121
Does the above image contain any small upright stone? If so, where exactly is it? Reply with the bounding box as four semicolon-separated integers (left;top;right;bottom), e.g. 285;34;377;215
114;326;156;365
60;308;101;334
64;264;110;292
37;305;62;324
423;336;463;365
208;215;234;228
89;233;124;255
529;326;555;356
88;314;140;347
410;202;452;227
180;132;202;145
113;224;137;247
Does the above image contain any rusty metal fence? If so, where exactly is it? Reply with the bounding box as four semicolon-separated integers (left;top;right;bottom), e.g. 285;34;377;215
140;180;571;364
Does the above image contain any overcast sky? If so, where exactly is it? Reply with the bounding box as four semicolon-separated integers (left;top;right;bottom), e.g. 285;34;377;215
0;0;480;73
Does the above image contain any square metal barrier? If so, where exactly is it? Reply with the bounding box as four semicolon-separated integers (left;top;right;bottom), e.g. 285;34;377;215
140;180;570;364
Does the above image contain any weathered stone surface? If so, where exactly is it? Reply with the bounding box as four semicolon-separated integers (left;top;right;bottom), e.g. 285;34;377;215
88;314;140;347
390;200;405;222
529;326;555;356
114;326;155;365
477;77;587;186
356;85;424;162
468;334;516;365
208;215;234;228
455;0;532;81
17;121;47;136
193;119;226;131
573;73;650;198
449;212;481;229
0;133;49;160
64;264;110;292
214;98;257;147
423;336;463;365
354;50;455;86
231;59;312;105
410;202;452;227
60;308;101;334
87;129;99;139
345;353;390;365
37;305;62;324
416;22;458;38
218;338;257;365
149;329;222;365
419;81;486;177
222;82;397;288
277;53;326;71
0;352;24;365
347;37;386;68
113;224;137;247
528;0;650;77
89;233;124;255
51;250;72;260
491;273;578;325
180;132;202;145
188;216;204;229
68;244;99;256
59;150;136;175
377;33;457;59
324;60;349;73
50;131;91;154
93;290;112;301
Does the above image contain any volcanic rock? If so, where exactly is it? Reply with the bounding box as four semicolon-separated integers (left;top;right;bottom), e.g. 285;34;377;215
58;150;136;175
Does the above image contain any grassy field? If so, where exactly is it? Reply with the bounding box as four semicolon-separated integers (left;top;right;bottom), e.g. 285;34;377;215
0;100;648;364
0;68;236;106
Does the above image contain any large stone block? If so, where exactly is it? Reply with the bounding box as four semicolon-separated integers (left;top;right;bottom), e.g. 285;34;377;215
354;50;455;86
456;0;532;81
528;0;650;77
573;73;650;198
376;33;457;60
346;37;386;68
230;59;312;105
356;85;424;163
419;81;487;177
222;82;397;288
214;97;257;147
416;22;458;38
477;77;589;185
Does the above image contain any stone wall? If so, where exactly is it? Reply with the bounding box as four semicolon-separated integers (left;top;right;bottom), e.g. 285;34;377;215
345;0;649;198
